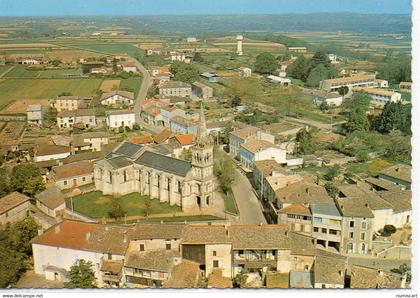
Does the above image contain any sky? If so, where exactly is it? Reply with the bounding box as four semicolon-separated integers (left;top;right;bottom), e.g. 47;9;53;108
0;0;412;16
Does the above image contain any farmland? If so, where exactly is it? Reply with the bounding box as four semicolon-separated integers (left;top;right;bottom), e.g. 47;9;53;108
0;78;102;110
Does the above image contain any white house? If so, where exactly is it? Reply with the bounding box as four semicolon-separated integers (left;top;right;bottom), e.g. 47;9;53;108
34;144;71;162
106;110;136;129
27;104;44;125
238;67;252;78
100;90;134;107
239;139;287;171
121;61;138;73
267;75;291;87
229;126;275;159
353;87;402;105
375;79;389;88
310;90;343;106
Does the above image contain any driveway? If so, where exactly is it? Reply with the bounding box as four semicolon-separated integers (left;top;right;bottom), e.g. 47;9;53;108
125;56;153;124
231;167;267;224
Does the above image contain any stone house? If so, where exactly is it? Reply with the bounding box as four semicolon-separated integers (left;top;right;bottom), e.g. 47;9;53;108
159;81;192;98
192;82;213;99
0;192;32;225
34;144;71;162
47;161;94;190
35;187;66;218
27;104;44;125
52;96;86;112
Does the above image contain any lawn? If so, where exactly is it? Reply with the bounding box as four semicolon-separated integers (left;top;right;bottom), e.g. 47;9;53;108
66;191;181;218
0;78;103;109
266;272;289;288
0;65;13;75
224;190;238;215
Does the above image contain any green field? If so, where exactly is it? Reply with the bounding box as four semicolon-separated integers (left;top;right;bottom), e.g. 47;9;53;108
5;65;83;79
119;76;142;96
66;191;181;218
0;65;13;75
4;65;40;78
224;190;238;215
71;43;141;56
0;78;102;109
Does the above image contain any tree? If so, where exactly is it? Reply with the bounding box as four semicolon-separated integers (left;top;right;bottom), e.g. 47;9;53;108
7;218;39;254
310;49;330;67
65;259;96;288
108;198;126;220
384;131;411;163
170;61;200;83
337;86;349;96
10;164;45;197
132;123;140;131
254;52;277;75
213;147;236;194
233;270;248;288
287;54;310;81
0;168;10;197
144;199;152;217
345;93;370;133
373;102;411;135
193;52;204;63
296;128;315;155
230;95;242;107
319;101;329;112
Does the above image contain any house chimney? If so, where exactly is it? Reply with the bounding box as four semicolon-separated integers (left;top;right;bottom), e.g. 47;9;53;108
305;188;310;195
123;231;127;243
378;270;384;276
105;226;109;231
86;232;91;241
54;225;61;234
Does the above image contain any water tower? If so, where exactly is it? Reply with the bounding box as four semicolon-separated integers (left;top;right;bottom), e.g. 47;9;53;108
236;35;243;56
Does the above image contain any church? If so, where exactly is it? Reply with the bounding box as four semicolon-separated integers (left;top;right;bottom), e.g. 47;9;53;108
93;106;214;211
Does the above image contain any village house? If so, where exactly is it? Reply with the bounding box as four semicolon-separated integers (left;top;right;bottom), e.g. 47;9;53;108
35;187;66;218
159;81;192;98
170;52;192;63
350;265;406;288
378;164;411;190
47;161;94;190
57;109;96;129
319;74;377;93
313;251;346;288
106;110;136;130
278;204;312;234
129;135;154;145
310;204;343;253
200;72;221;83
90;67;109;75
100;90;134;108
229;126;275;159
399;82;412;93
159;106;186;127
170;115;198;135
335;196;374;255
151;66;171;77
168;134;195;158
53;95;86;112
72;132;109;153
121;61;138;73
0;192;32;225
19;58;41;65
353;87;402;105
374;79;389;88
153;128;173;145
252;160;289;200
267;75;291;86
310;90;343;106
141;104;164;126
192;82;213;99
239;139;287;171
34;144;71;162
95;106;214;211
288;47;307;53
238;67;252;78
27;104;44;125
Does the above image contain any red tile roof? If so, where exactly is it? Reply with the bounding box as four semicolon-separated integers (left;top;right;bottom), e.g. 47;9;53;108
129;135;154;145
279;203;311;216
174;134;194;146
154;128;173;144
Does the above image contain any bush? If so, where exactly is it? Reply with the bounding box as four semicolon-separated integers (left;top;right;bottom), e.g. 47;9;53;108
384;225;397;235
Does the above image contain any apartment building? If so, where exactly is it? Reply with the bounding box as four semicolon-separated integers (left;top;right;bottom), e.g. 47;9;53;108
239;139;287;171
310;204;342;253
353;87;401;105
319;74;377;92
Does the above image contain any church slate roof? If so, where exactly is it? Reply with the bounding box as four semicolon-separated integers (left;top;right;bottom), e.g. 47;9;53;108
114;141;143;158
106;156;132;169
135;151;191;177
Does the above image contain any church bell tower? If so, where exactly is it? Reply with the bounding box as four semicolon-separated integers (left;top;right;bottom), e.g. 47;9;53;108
191;103;214;208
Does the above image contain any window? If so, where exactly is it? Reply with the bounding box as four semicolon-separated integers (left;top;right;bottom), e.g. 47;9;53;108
313;227;319;233
107;253;112;260
166;243;171;250
361;232;366;241
82;177;86;182
322;228;327;234
349;221;355;228
213;260;219;268
140;244;145;251
213;251;217;256
314;217;322;224
361;222;367;230
238;250;244;256
349;232;354;239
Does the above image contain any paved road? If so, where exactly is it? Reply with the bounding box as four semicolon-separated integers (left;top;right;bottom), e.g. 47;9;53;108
231;167;267;224
125;56;153;124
